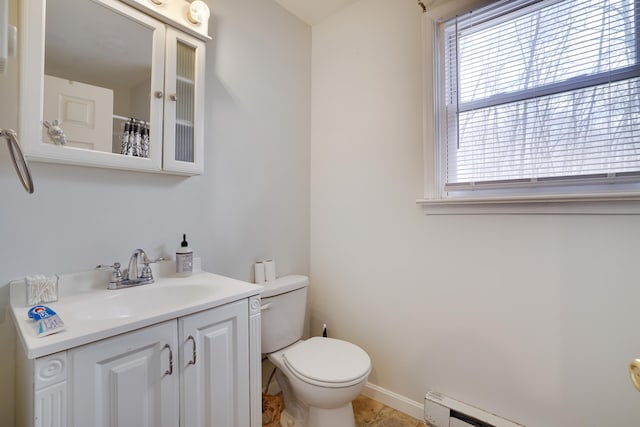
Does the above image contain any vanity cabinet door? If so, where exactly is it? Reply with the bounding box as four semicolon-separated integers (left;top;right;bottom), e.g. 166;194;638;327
179;299;250;427
69;320;179;427
162;27;206;175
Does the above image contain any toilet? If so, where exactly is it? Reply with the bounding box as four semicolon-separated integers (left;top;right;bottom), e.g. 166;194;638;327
261;275;371;427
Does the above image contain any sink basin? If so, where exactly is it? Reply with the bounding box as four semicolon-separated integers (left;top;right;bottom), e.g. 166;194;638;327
133;283;215;305
73;301;136;320
70;284;215;321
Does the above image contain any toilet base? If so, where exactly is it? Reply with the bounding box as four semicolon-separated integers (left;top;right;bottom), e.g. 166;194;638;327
309;402;356;427
279;402;355;427
280;409;303;427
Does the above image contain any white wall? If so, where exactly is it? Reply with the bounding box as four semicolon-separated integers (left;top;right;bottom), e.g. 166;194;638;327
0;0;310;424
310;1;640;426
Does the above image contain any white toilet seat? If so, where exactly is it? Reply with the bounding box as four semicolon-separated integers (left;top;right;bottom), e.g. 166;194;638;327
283;337;371;388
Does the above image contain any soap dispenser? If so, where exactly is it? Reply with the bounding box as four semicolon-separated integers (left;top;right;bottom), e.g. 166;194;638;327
176;234;193;277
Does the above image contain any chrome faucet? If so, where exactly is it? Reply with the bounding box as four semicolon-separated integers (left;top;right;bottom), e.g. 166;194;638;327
127;248;151;282
97;249;164;290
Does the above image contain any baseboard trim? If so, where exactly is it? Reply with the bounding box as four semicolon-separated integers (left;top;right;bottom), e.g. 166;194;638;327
362;382;424;421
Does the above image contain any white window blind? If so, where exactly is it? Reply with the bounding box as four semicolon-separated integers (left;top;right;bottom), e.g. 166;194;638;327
440;0;640;198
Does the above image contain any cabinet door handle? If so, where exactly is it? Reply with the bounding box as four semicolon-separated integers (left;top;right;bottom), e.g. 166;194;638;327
169;93;178;102
163;344;173;376
155;91;164;99
187;335;196;366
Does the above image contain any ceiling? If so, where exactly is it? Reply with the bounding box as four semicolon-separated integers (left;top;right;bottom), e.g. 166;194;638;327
274;0;360;25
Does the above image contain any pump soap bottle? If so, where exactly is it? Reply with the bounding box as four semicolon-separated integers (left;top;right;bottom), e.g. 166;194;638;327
176;234;193;277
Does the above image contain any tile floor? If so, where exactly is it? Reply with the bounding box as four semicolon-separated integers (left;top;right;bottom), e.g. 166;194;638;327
353;395;426;427
262;393;425;426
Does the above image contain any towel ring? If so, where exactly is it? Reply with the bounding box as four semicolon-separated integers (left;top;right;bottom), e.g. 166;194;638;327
1;129;34;194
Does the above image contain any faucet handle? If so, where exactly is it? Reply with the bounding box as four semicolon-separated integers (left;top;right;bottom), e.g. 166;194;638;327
140;257;166;279
96;262;121;271
96;262;123;289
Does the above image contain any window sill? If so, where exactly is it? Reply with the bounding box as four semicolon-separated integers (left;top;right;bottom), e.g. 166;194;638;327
416;193;640;215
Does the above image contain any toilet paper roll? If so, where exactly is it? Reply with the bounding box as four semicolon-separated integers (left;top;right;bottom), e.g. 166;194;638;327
264;259;276;282
254;261;266;284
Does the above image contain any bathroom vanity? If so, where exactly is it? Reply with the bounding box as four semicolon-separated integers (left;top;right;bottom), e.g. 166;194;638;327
10;265;263;427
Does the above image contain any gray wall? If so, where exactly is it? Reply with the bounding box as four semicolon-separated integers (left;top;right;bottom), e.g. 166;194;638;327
0;0;310;424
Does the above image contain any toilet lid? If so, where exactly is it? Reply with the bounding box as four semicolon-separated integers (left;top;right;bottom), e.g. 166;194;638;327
283;337;371;386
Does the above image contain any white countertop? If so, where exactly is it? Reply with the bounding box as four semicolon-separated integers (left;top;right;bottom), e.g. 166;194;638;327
10;265;263;359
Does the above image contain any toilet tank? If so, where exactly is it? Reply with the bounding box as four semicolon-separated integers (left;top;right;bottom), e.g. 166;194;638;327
261;275;309;354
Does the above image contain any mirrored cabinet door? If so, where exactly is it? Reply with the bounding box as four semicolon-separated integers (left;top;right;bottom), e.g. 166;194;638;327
20;0;207;176
162;28;205;175
20;0;166;173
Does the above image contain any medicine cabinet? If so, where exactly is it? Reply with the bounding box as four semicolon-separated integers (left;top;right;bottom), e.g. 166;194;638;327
19;0;208;175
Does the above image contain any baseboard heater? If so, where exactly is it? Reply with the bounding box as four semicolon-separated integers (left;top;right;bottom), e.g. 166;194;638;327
424;391;525;427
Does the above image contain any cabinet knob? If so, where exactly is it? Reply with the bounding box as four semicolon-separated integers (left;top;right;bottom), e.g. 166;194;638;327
169;93;178;102
154;91;164;99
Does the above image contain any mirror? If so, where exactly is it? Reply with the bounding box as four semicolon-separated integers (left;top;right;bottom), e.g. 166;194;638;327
44;0;152;156
19;0;166;173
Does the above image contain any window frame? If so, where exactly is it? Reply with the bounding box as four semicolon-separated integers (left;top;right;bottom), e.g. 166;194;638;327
418;0;640;214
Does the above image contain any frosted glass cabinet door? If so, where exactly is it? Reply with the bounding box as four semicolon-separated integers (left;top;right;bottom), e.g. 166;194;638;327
69;321;179;427
180;300;250;427
163;27;206;175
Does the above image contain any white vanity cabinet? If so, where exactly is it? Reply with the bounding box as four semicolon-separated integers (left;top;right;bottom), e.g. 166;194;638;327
70;320;179;427
180;299;250;426
18;351;69;427
15;295;262;427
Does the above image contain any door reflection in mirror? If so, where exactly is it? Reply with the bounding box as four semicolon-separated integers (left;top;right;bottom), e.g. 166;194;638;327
44;0;153;155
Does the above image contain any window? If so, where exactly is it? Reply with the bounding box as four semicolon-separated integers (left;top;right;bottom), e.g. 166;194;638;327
435;0;640;200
